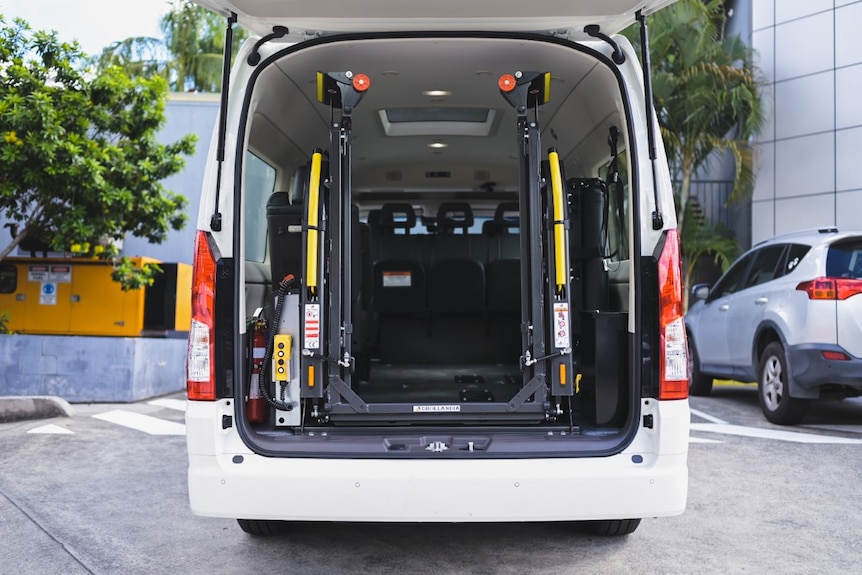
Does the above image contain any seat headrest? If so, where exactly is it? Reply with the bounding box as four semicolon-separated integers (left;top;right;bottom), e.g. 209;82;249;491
436;202;474;233
494;202;519;229
267;191;291;208
379;203;417;233
289;164;309;205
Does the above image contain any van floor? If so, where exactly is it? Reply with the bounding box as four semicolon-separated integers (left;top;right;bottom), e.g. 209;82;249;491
356;363;523;404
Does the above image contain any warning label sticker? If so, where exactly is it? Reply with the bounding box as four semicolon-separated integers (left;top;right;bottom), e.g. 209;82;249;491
27;265;49;282
49;265;72;283
304;304;321;349
553;302;570;349
382;271;412;287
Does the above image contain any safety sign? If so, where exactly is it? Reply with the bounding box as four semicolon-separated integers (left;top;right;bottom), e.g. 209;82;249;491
40;281;57;305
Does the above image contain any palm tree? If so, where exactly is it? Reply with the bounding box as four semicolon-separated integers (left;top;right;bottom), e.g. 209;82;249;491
644;0;764;230
95;1;247;93
624;0;764;307
96;36;167;81
679;200;738;308
161;0;249;92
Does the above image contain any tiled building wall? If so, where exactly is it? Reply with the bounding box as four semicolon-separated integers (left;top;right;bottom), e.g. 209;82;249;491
750;0;862;243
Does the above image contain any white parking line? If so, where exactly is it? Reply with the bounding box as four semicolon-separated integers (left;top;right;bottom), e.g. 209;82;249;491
689;436;723;444
92;410;186;436
690;422;862;444
27;424;74;435
689;408;728;425
147;398;187;412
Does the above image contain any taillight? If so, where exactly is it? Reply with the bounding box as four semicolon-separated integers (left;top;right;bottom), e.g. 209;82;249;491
797;277;862;300
657;229;688;400
187;231;217;400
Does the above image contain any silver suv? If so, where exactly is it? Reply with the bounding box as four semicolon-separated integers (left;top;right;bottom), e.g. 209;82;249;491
685;228;862;425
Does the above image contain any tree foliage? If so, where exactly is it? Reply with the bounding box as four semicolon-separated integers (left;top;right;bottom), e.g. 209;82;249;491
624;0;763;305
97;0;248;92
628;0;764;226
0;15;195;289
653;0;763;205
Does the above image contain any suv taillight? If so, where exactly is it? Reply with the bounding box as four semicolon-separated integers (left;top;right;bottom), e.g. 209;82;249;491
797;277;862;300
657;229;688;400
187;231;217;400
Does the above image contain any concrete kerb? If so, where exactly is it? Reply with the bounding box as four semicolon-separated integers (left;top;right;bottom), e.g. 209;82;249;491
0;396;75;423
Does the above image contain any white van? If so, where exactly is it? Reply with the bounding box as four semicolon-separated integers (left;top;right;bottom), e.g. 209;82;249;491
186;0;690;536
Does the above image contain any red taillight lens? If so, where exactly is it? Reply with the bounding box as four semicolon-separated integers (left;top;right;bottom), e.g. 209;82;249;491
797;277;862;300
187;231;217;400
658;229;688;400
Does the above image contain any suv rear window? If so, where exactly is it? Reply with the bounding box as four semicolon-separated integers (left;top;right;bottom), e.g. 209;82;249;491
826;239;862;279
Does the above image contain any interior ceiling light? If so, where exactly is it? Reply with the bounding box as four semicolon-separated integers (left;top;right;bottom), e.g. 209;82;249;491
423;90;452;97
428;141;448;149
379;108;496;137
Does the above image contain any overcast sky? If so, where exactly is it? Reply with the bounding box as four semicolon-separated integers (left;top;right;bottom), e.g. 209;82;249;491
1;0;172;56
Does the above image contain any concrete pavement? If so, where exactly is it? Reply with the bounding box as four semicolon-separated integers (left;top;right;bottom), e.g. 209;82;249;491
0;396;74;423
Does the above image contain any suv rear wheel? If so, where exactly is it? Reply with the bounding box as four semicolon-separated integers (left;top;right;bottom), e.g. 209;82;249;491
687;335;713;396
758;342;808;425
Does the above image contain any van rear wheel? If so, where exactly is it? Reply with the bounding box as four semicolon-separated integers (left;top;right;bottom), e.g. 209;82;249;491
236;519;288;536
758;342;808;425
578;518;641;536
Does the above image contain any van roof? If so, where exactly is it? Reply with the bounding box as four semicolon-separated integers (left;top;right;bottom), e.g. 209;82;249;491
192;0;678;40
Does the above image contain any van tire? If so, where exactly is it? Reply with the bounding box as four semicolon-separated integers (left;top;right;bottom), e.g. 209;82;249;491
687;335;713;396
236;519;287;536
757;342;808;425
579;518;641;536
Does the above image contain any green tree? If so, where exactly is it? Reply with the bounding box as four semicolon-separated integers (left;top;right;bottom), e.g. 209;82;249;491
96;0;247;92
625;0;763;304
644;0;764;228
0;15;196;289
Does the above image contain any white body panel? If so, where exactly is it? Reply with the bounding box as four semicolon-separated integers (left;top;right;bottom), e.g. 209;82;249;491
187;399;690;521
840;295;862;357
193;0;678;38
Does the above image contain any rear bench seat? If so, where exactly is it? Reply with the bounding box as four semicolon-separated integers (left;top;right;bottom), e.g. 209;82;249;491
370;201;521;365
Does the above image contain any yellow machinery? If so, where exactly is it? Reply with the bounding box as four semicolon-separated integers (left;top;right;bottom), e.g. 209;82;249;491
0;257;191;337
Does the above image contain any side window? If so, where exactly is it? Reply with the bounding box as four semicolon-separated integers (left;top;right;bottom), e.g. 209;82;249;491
0;265;16;294
745;245;788;288
245;152;277;263
784;244;811;275
709;252;754;300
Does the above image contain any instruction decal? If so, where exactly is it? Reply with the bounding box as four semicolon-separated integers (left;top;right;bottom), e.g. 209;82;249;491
40;282;57;305
304;304;320;349
553;302;570;349
413;405;461;413
382;270;412;287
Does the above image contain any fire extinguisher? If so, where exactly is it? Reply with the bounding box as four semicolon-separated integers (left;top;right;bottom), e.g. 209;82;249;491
247;321;267;423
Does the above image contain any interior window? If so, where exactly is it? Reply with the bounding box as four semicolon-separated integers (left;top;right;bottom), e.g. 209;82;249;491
745;245;787;288
245;152;277;263
598;150;629;262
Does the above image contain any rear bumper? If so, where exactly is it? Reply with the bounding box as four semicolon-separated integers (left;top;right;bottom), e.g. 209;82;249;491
787;344;862;390
186;399;689;522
